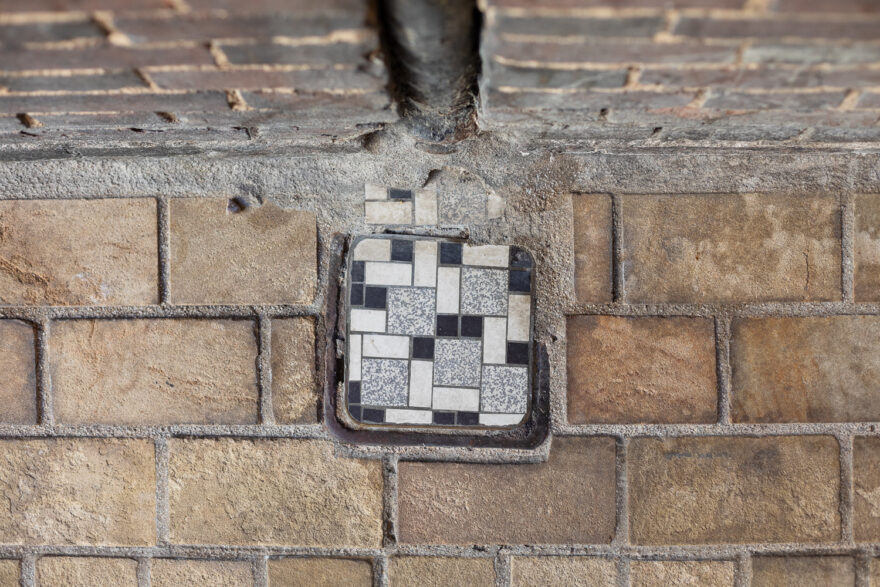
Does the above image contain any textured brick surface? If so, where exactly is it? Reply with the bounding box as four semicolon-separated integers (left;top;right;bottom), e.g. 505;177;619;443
0;72;147;93
567;316;717;424
675;17;880;40
151;559;254;587
854;437;880;541
168;439;383;546
116;15;364;43
629;436;840;544
731;316;880;423
703;91;847;111
572;194;613;303
0;320;36;424
751;556;855;587
222;42;376;66
51;319;259;425
630;561;735;586
151;68;379;92
398;437;617;544
0;92;231;115
494;39;736;65
511;557;616;587
37;557;138;587
1;46;214;71
0;439;155;545
497;15;662;38
855;194;880;301
0;561;19;586
169;199;317;305
388;557;495;587
268;558;372;587
0;199;157;306
489;90;694;112
271;317;317;424
621;194;841;303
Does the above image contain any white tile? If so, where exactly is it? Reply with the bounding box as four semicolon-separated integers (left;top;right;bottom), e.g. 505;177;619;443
353;238;391;261
365;183;387;201
385;409;433;424
362;334;409;359
507;294;530;341
479;413;525;426
413;240;438;287
436;266;460;313
433;387;480;411
365;262;411;286
365;201;411;225
462;244;509;267
414;188;438;225
482;317;507;364
350;309;386;332
409;360;433;408
349;334;362;380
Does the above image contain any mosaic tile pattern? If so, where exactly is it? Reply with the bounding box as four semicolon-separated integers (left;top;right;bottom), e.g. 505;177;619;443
345;236;533;428
364;184;438;226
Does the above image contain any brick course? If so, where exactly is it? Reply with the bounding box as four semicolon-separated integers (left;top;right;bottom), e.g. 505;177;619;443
268;558;373;587
388;557;496;587
36;557;138;587
750;556;856;586
511;557;616;587
630;561;735;586
150;559;254;587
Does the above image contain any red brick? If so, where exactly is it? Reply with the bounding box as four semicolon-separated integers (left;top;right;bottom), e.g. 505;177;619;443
241;91;396;124
0;320;37;425
640;67;880;89
857;92;880;108
150;67;379;91
221;41;376;66
490;0;743;6
0;72;148;93
777;0;880;12
492;66;627;90
0;46;214;72
489;89;694;111
495;39;737;64
703;90;847;111
675;17;880;41
0;21;103;45
0;92;230;114
744;43;880;65
1;0;166;10
497;15;663;38
185;0;364;11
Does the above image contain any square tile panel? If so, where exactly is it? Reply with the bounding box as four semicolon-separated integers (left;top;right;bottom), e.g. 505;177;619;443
345;235;534;429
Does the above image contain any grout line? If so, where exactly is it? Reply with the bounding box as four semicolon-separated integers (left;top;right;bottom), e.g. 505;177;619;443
156;197;171;305
613;436;629;547
35;314;53;426
734;552;751;587
20;554;36;587
253;556;269;587
610;194;624;303
839;432;855;544
155;437;170;545
841;191;856;303
555;422;880;437
616;557;630;587
136;557;151;587
715;314;732;425
257;314;275;425
494;551;512;587
374;554;389;587
382;454;399;548
564;301;880;318
0;304;320;321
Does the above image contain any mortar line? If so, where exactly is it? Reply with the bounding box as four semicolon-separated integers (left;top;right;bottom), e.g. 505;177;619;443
155;436;170;546
257;313;275;425
715;314;732;425
841;191;856;303
839;432;855;544
0;304;321;321
374;554;389;587
855;553;871;587
613;436;629;547
253;556;269;587
734;552;751;587
35;314;52;426
136;557;150;587
157;196;171;305
565;300;880;317
555;422;880;437
382;454;399;548
494;551;512;587
20;554;35;587
610;193;625;303
614;557;628;587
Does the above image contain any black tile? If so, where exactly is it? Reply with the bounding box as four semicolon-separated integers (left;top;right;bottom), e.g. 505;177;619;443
437;314;458;336
348;381;361;404
510;246;533;268
351;260;365;282
349;404;362;421
350;283;364;305
460;315;483;337
391;239;414;262
389;188;413;201
412;337;435;359
457;411;479;425
362;408;385;423
439;242;462;265
433;411;455;425
509;269;531;292
507;342;529;365
364;286;387;309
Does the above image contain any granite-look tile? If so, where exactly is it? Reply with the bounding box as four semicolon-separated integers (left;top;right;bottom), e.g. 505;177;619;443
483;317;507;364
414;241;438;286
433;387;481;411
350;309;386;333
462;244;510;267
362;334;410;359
365;184;387;201
353;239;391;261
479;413;524;426
507;294;530;341
481;365;528;414
436;267;460;313
349;334;362;380
365;262;411;286
409;360;433;407
461;268;508;316
388;288;435;336
434;339;482;387
365;201;411;225
362;358;409;407
415;188;438;225
386;409;433;424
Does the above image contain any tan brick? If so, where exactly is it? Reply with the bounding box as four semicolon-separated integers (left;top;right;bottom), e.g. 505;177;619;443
872;559;880;584
398;437;616;545
621;194;841;303
854;437;880;541
37;557;138;587
0;560;19;586
731;316;880;422
572;194;613;303
151;559;254;587
855;194;880;302
567;316;717;424
0;320;36;424
168;439;383;546
511;557;616;587
51;319;259;425
271;317;317;424
751;556;855;587
169;199;316;305
630;436;840;544
0;199;157;306
268;558;372;587
388;557;495;587
630;561;735;586
0;439;155;545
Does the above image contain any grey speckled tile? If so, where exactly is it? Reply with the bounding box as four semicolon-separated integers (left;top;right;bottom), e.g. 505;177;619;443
481;365;528;413
387;287;436;336
460;267;508;316
434;339;482;388
362;358;409;407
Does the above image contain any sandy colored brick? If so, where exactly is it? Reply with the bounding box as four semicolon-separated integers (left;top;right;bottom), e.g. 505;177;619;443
0;439;155;545
855;194;880;301
151;559;254;587
0;199;157;306
572;194;613;303
389;557;495;587
268;558;372;587
271;317;317;424
621;194;841;303
872;559;880;584
567;316;717;424
630;561;735;586
731;316;880;422
751;556;855;587
51;319;259;425
0;320;36;424
853;437;880;541
398;437;616;544
168;439;383;546
37;557;138;587
169;198;316;304
0;560;19;586
629;436;840;544
511;557;616;587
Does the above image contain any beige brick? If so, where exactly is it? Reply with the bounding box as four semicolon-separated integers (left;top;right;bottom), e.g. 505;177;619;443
751;556;855;587
872;559;880;584
0;199;157;306
168;439;383;546
731;316;880;422
630;561;735;586
511;557;616;587
37;557;138;587
572;194;613;303
151;559;254;587
0;320;36;424
621;194;841;303
51;319;259;425
629;436;840;544
567;316;717;424
855;193;880;302
389;557;495;587
169;198;316;304
271;317;317;424
854;437;880;541
398;437;617;544
0;560;19;586
268;558;372;587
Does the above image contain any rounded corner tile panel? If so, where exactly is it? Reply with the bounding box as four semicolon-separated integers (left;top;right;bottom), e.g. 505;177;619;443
345;235;534;429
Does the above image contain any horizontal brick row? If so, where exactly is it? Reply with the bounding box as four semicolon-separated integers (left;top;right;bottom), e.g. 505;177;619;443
488;0;879;13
